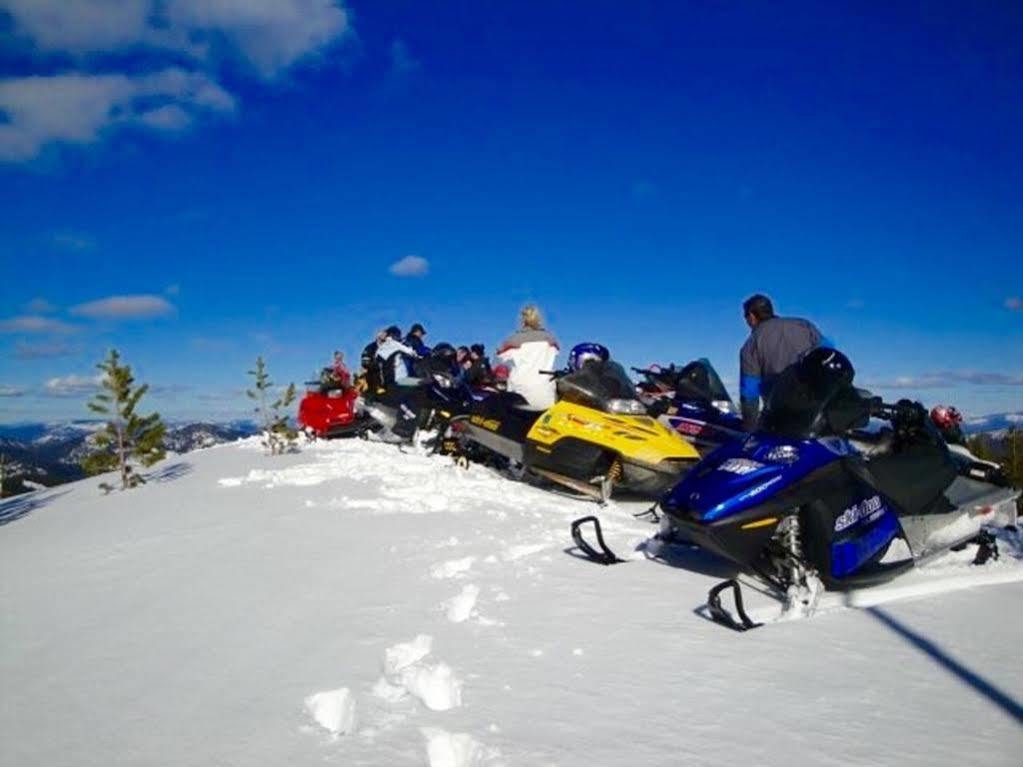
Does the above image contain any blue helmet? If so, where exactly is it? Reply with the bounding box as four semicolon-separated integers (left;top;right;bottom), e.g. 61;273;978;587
568;342;610;371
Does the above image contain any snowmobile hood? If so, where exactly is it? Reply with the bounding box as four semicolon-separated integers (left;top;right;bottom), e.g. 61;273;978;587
661;434;847;522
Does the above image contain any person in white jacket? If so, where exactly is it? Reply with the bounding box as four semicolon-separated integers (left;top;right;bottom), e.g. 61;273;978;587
375;326;418;385
496;305;560;409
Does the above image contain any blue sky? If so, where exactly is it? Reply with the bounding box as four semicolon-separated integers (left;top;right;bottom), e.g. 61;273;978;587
1;1;1021;423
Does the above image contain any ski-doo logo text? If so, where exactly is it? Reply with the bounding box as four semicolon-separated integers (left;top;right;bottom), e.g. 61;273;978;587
719;458;763;475
834;495;884;532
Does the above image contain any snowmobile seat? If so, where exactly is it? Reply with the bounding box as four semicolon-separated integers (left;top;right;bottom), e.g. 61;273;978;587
865;440;958;515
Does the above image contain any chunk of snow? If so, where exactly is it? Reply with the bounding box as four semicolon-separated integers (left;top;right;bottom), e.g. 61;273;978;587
304;687;357;736
430;556;475;579
443;584;480;623
420;727;481;767
383;634;433;676
400;663;463;711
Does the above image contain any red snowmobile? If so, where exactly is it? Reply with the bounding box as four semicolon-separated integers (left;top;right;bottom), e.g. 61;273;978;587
297;373;371;439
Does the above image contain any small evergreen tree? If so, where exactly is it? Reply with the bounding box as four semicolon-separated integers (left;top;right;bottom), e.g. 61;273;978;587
81;349;167;493
247;356;298;455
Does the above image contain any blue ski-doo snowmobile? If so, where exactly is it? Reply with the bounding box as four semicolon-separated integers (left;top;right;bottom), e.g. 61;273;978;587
634;359;745;453
656;347;1019;631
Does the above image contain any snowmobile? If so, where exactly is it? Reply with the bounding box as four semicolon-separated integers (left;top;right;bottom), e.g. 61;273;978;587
633;359;745;454
451;359;701;501
297;373;372;439
651;348;1019;631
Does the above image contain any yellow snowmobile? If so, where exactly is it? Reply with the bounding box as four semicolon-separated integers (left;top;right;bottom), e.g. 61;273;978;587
452;359;700;501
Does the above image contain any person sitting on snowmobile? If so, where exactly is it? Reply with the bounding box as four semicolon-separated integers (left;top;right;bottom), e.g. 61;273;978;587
467;343;493;386
497;305;560;409
361;329;388;392
739;294;831;430
931;405;965;445
376;326;418;387
402;323;431;376
330;351;351;388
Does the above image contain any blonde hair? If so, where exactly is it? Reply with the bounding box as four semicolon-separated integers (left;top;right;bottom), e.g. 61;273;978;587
520;304;544;330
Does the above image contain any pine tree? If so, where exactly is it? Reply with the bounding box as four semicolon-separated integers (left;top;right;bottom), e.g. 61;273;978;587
247;356;298;455
81;349;167;493
0;452;8;498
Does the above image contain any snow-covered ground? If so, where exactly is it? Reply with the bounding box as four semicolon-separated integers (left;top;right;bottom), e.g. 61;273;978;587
1;438;1021;766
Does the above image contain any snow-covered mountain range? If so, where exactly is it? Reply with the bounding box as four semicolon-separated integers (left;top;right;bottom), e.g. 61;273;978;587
0;420;257;496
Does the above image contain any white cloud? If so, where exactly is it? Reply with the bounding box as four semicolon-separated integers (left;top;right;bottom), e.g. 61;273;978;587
0;315;78;334
13;341;78;360
0;384;26;398
869;371;1023;389
24;298;57;313
0;1;352;161
165;0;353;78
389;255;430;277
1006;296;1023;312
0;71;236;161
44;374;102;398
70;294;176;320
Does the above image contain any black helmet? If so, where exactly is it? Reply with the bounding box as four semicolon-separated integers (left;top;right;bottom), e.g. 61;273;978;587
409;323;427;335
386;325;402;339
470;343;485;356
431;342;457;362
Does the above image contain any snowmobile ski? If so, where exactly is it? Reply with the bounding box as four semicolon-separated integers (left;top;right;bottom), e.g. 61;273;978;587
705;579;762;632
570;516;625;565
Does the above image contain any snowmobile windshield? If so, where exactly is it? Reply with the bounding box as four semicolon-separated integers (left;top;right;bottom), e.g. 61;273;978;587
760;350;869;438
557;361;641;412
673;359;732;406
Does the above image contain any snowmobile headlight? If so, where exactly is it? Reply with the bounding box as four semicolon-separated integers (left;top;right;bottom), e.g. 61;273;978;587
606;398;647;415
432;373;453;389
765;445;800;464
713;399;737;415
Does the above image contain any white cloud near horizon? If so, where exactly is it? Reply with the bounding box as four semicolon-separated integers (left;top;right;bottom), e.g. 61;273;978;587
867;370;1023;389
43;374;102;398
0;1;353;161
0;315;78;334
389;255;429;277
0;384;26;398
69;294;176;320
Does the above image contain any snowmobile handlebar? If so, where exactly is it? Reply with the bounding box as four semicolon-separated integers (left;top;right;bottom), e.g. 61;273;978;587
870;397;926;426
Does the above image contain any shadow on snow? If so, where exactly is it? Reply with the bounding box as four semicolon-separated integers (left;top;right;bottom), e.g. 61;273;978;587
0;489;72;528
868;606;1023;726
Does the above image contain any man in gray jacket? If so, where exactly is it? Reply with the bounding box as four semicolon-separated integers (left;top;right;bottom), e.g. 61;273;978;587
739;294;830;429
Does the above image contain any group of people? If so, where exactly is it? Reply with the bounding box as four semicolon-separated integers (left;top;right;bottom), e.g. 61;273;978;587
323;295;829;431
